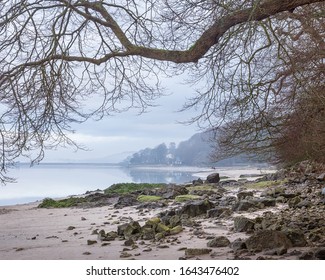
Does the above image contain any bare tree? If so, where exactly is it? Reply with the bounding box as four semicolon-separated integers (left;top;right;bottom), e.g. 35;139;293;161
0;0;324;182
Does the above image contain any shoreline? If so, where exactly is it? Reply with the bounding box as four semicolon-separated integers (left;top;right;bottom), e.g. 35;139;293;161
0;167;324;260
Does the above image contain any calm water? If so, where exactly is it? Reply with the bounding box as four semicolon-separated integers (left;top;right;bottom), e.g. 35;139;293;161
0;164;199;206
0;163;273;206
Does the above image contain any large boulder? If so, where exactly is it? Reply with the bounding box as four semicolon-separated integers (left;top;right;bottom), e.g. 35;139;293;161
206;173;220;183
178;200;214;217
245;230;293;252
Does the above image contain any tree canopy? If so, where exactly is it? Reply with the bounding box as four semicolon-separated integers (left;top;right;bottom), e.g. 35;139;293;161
0;0;324;182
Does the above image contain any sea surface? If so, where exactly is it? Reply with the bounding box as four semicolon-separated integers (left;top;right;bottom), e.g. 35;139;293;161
0;163;273;206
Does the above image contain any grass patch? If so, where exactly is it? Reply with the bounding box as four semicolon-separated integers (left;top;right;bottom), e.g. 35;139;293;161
38;197;86;208
244;180;287;190
137;195;162;203
104;183;165;195
174;194;202;202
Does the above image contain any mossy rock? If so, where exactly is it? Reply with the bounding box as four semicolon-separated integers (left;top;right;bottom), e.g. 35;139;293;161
145;217;161;227
137;195;162;203
156;223;170;234
186;185;215;192
104;183;165;195
38;197;86;208
170;225;183;235
174;195;202;202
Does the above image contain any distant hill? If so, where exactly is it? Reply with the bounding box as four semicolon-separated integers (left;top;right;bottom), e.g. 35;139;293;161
123;131;257;166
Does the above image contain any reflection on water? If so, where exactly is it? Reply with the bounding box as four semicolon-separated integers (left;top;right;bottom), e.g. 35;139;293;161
125;168;195;184
0;164;198;206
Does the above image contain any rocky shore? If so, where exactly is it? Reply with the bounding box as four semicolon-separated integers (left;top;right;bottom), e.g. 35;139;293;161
0;162;324;260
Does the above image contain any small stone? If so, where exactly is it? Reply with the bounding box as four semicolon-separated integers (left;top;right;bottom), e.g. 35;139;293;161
124;239;135;246
81;217;87;221
67;226;76;230
185;248;212;256
83;252;91;255
87;240;97;245
120;252;132;258
315;248;325;260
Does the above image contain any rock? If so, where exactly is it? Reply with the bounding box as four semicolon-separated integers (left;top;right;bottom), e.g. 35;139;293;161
207;236;230;248
185;248;212;256
156;223;170;234
245;230;293;252
122;221;142;239
87;240;97;245
322;188;325;196
145;217;161;228
120;252;132;258
67;226;76;230
232;200;256;212
237;191;254;200
206;173;220;183
124;239;135;246
288;196;301;208
141;227;156;240
256;198;276;207
231;238;247;251
169;215;181;228
233;216;255;232
298;251;315;260
315;248;325;260
207;207;232;218
155;232;165;241
192;178;204;186
178;200;214;217
295;199;312;208
283;229;307;247
317;173;325;181
114;195;138;209
170;225;183;235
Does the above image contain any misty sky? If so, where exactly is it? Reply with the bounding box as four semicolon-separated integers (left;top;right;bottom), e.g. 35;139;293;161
43;77;202;162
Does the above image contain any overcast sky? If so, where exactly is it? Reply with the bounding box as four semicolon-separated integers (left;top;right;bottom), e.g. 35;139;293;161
43;77;202;162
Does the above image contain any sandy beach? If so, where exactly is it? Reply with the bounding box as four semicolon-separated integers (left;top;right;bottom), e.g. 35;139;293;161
0;199;246;260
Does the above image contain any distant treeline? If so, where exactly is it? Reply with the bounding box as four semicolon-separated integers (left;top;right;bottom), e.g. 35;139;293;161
123;132;258;166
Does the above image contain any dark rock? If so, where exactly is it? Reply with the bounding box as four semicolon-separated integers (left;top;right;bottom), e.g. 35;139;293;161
283;229;307;247
232;200;256;212
298;251;315;260
192;178;204;186
67;226;76;230
231;238;247;251
124;239;135;246
207;236;230;247
178;200;214;217
114;195;138;209
141;227;156;240
295;199;312;208
206;173;220;183
315;248;325;260
256;198;276;207
245;230;293;252
317;173;325;181
233;216;255;232
118;221;141;239
185;248;212;256
169;215;181;227
87;240;97;245
207;207;232;218
237;191;254;200
288;196;301;208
